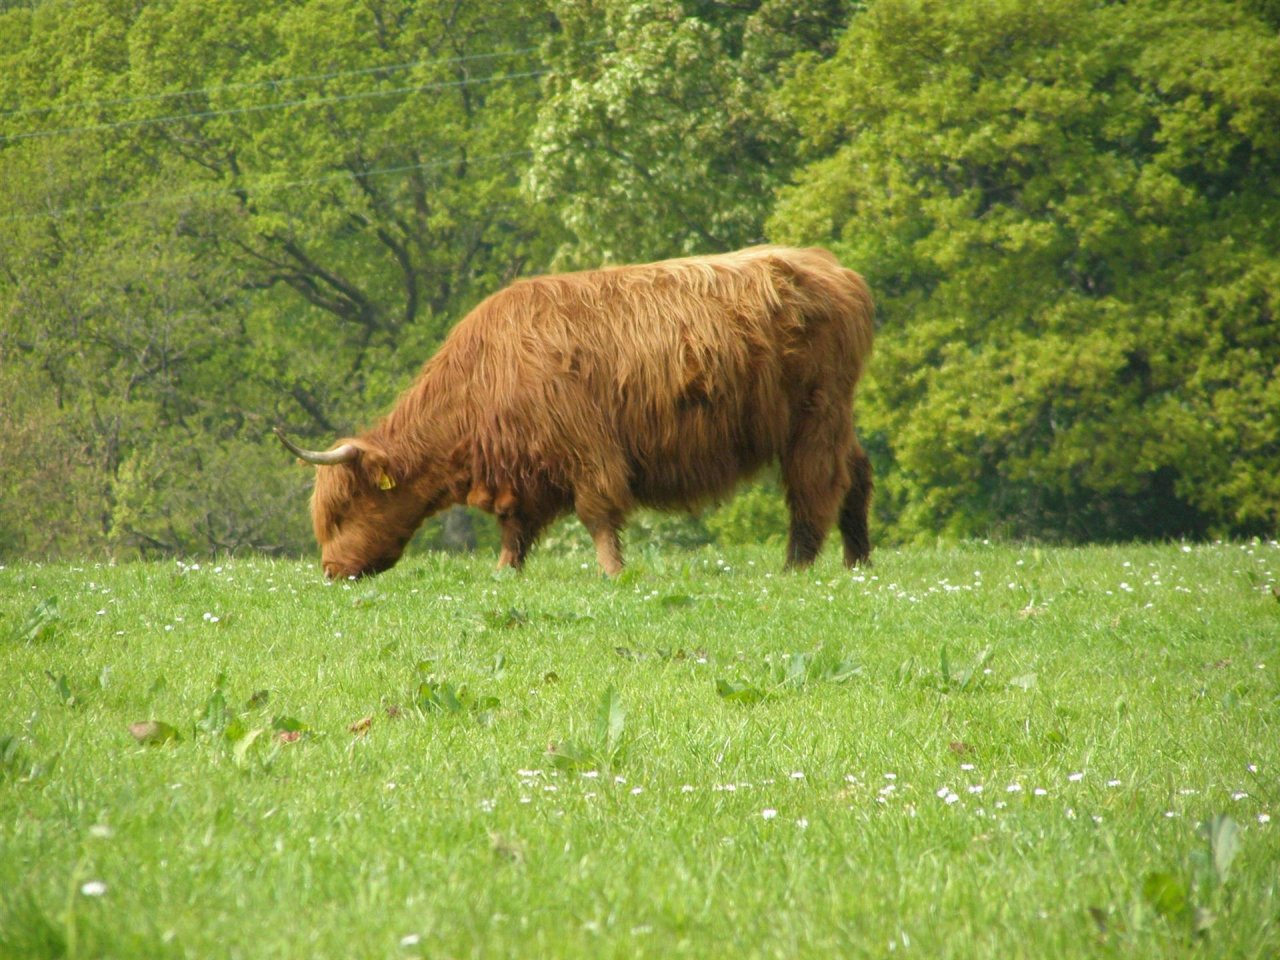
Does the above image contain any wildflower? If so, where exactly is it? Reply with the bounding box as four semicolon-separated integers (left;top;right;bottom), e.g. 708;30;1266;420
761;808;778;820
80;881;107;897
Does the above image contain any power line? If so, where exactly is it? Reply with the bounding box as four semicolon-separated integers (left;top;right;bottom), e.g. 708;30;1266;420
1;148;536;223
0;69;549;145
0;44;550;120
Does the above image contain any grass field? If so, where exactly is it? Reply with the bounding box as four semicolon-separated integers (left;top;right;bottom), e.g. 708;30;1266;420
1;540;1277;959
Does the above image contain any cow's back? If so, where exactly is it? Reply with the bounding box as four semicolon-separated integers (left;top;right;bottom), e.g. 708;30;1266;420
437;246;872;507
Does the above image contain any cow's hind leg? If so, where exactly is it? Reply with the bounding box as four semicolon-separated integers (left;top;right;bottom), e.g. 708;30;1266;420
782;396;852;570
572;459;631;577
575;495;626;576
838;442;873;567
586;522;623;577
497;516;543;571
576;504;624;576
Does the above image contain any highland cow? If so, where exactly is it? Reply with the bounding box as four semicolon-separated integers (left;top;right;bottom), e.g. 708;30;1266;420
276;246;874;579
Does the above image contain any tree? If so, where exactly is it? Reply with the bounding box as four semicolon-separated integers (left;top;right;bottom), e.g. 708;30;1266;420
772;0;1280;541
530;0;854;265
0;0;564;558
120;0;562;421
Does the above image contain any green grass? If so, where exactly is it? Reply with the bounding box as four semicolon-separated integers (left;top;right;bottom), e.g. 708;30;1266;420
1;541;1277;959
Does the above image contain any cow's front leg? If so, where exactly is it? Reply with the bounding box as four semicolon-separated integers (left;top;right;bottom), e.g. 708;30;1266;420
494;488;532;570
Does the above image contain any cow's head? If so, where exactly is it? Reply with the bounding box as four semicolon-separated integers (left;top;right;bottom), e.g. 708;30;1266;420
276;428;425;579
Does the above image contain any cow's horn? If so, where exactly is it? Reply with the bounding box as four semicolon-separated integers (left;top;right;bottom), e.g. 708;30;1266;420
274;427;359;465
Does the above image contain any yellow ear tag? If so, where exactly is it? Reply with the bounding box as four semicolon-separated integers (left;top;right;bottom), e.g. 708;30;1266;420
378;472;396;491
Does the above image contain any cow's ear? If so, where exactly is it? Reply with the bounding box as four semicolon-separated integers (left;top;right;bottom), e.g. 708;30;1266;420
355;443;396;492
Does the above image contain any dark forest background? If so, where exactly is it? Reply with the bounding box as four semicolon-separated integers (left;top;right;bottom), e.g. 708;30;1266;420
2;0;1277;560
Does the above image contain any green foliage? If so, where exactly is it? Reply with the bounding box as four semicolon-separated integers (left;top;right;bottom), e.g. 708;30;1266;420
6;598;60;645
107;438;310;556
0;734;36;781
703;478;788;546
1;0;1278;558
413;661;501;721
1138;814;1245;937
717;640;861;703
0;0;563;560
772;0;1280;543
530;0;853;264
933;644;995;694
0;892;66;960
547;685;629;771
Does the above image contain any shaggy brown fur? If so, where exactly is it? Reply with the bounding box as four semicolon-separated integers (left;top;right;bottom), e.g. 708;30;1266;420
292;245;874;578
